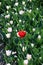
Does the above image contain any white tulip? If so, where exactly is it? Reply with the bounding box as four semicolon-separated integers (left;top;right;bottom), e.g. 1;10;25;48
31;43;34;47
6;63;11;65
29;9;32;13
6;33;11;38
22;1;25;5
5;14;10;18
15;2;18;6
24;59;28;65
7;27;12;32
6;50;11;56
10;20;13;24
12;51;16;55
19;19;22;22
38;35;41;39
19;10;24;15
6;6;11;10
26;54;32;60
32;28;36;32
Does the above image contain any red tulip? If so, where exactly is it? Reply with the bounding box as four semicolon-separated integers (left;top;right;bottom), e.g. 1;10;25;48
17;30;26;38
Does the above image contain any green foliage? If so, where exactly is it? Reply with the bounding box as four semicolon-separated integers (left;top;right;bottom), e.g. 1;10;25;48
0;0;43;65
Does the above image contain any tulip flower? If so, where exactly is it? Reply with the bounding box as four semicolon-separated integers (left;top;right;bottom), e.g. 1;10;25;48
17;30;26;38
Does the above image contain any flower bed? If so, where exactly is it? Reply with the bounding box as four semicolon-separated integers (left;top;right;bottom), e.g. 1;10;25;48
0;0;43;65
